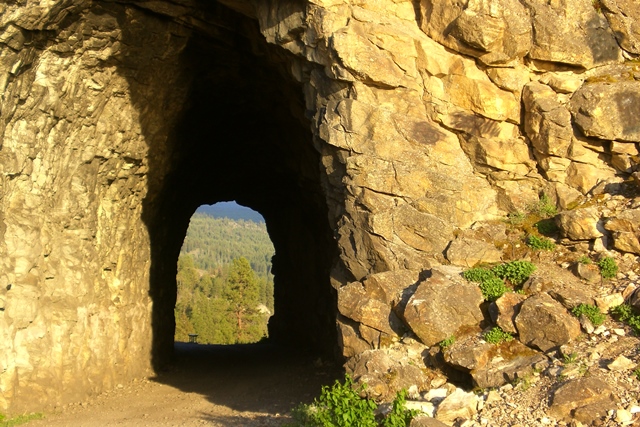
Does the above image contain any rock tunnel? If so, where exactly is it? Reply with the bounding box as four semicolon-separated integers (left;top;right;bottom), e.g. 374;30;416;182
138;1;340;367
6;0;637;415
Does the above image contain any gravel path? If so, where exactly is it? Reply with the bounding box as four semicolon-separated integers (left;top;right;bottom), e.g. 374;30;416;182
27;342;342;427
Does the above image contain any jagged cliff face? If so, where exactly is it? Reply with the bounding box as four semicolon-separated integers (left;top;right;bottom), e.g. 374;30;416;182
1;0;639;413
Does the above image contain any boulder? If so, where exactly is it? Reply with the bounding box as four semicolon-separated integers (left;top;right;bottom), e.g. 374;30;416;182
488;292;526;334
523;0;622;68
435;388;479;426
601;0;640;54
403;269;485;347
605;209;640;254
548;377;618;423
556;207;603;240
410;417;450;427
570;81;640;143
345;348;433;401
448;0;532;65
444;333;547;388
420;0;533;66
338;281;404;336
522;82;573;158
445;237;503;268
515;293;581;352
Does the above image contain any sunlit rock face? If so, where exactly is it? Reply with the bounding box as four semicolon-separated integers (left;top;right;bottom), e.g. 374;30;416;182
1;0;638;413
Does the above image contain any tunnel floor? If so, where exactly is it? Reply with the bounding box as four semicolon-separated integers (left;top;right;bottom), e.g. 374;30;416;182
28;342;343;427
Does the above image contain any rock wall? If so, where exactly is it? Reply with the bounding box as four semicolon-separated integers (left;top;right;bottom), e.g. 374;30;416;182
1;0;639;413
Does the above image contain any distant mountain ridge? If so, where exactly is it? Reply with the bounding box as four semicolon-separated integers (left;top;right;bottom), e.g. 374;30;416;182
196;201;265;222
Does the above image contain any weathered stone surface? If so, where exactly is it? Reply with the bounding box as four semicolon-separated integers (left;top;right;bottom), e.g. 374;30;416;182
570;81;640;143
601;0;640;54
444;333;547;388
523;82;573;158
556;207;603;240
346;347;433;401
573;262;601;284
548;377;618;423
445;237;502;268
338;281;404;336
523;0;622;68
489;292;526;334
2;0;639;415
605;209;640;254
403;269;484;347
515;293;581;352
410;417;449;427
435;388;479;425
448;0;532;65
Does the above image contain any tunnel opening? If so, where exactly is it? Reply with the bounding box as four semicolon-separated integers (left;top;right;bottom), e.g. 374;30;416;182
128;2;342;371
175;202;275;345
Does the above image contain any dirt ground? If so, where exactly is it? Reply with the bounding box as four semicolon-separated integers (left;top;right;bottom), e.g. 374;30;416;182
27;342;343;427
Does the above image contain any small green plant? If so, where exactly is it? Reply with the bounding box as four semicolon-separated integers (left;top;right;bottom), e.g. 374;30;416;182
597;257;618;279
571;304;606;326
287;375;418;427
492;260;536;286
563;352;578;364
506;211;525;226
611;304;640;334
578;256;592;265
634;368;640;381
463;268;508;301
0;413;44;427
463;268;496;284
529;193;558;218
526;235;556;251
484;327;514;344
439;335;455;349
479;277;509;301
381;390;419;427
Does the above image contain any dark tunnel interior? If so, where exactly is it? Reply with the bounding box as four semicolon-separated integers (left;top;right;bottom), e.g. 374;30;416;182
135;3;341;369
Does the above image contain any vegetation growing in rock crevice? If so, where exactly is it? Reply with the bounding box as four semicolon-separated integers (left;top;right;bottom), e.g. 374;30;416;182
286;375;418;427
464;260;536;301
571;304;606;326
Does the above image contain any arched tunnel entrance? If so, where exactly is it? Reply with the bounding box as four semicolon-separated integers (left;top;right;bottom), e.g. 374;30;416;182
135;3;340;369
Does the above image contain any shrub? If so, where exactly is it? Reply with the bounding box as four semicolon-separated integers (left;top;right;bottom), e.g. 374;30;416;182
491;261;536;286
479;277;509;301
381;390;419;427
578;256;592;265
439;336;455;349
287;375;418;427
484;327;514;344
462;268;496;284
529;194;558;218
634;368;640;381
571;304;606;326
526;235;556;251
611;304;640;334
597;257;618;279
462;268;508;301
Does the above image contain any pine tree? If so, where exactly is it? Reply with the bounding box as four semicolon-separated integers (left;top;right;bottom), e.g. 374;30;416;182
224;257;260;341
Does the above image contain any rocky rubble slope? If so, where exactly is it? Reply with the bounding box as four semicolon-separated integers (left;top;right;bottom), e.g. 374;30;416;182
342;196;640;426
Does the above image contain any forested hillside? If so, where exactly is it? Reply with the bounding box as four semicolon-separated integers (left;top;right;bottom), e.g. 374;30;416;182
174;211;275;344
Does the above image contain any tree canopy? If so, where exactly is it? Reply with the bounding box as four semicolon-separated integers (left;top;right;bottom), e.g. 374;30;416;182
174;212;275;344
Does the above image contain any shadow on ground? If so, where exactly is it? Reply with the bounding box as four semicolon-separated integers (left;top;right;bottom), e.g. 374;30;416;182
150;341;343;418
